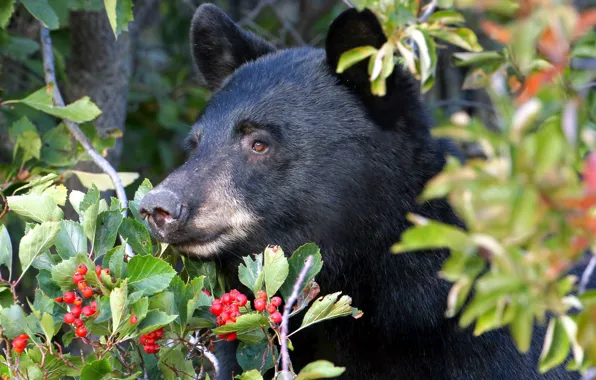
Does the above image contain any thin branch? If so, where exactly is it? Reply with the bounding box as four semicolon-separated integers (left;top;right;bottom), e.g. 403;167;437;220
188;332;219;379
418;0;437;22
580;255;596;294
279;255;314;379
342;0;354;7
39;26;133;257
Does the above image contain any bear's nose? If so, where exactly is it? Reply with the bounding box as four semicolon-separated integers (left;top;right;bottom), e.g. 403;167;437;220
139;190;185;232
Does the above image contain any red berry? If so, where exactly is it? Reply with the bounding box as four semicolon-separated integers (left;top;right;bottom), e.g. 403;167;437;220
152;344;161;353
18;334;28;340
236;294;248;307
55;297;63;303
82;306;95;317
75;326;87;337
154;328;164;339
73;318;84;327
257;290;267;301
13;346;24;353
130;315;138;324
271;296;282;307
77;264;88;275
95;265;102;275
82;287;94;298
220;312;230;323
70;306;82;318
103;268;110;275
202;289;211;296
225;332;237;341
12;338;26;350
63;292;75;304
74;297;83;307
229;289;240;298
144;344;156;354
266;304;277;314
91;300;97;308
228;304;239;313
64;313;75;324
146;331;155;339
146;337;156;344
270;311;282;324
221;293;232;305
210;302;223;316
139;336;147;345
254;299;266;312
73;273;85;284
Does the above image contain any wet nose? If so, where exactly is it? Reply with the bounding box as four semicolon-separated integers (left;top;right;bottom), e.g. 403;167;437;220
139;189;185;231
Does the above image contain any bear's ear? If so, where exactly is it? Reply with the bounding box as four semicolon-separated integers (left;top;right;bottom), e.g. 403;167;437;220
325;8;388;98
190;4;276;91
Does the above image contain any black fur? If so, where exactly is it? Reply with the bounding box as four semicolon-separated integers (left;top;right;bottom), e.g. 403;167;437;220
143;4;578;379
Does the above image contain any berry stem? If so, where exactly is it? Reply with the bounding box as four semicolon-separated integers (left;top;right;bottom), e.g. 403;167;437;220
279;255;314;379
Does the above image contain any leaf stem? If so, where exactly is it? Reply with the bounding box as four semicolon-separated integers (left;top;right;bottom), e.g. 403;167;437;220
279;255;314;379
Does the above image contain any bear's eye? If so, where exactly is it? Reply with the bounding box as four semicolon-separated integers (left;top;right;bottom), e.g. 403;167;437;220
251;141;269;154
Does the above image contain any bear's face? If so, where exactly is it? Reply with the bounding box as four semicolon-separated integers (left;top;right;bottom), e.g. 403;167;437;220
140;4;433;259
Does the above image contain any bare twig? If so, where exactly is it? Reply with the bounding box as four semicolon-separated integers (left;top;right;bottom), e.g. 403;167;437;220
418;0;437;22
39;26;133;257
279;255;314;379
188;332;219;379
580;255;596;294
342;0;354;7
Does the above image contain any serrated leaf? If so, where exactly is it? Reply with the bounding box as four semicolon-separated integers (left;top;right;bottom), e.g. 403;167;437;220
105;245;126;278
119;218;152;255
184;258;217;291
0;225;13;279
336;46;377;73
392;220;470;253
128;255;176;296
237;342;275;374
295;360;346;380
83;202;99;244
37;270;62;298
19;221;61;275
14;130;42;164
137;310;177;335
55;220;87;259
41;123;73;166
263;246;288;298
94;210;123;258
40;312;55;341
79;184;100;213
111;283;128;333
129;178;152;223
0;305;26;338
212;313;269;335
9;116;36;141
7;194;63;222
238;253;264;295
0;0;15;28
51;256;78;290
71;171;139;192
300;293;359;331
103;0;134;37
7;86;101;123
280;243;323;302
21;0;59;29
80;358;112;380
235;370;263;380
159;349;195;380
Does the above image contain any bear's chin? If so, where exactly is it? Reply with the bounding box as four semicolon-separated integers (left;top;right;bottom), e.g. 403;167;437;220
172;232;238;259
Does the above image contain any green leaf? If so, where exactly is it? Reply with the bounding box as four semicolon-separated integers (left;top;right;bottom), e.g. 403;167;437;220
184;258;217;291
103;0;134;37
430;28;483;52
37;270;62;298
235;370;263;380
80;358;112;380
119;218;152;255
0;0;15;28
0;305;27;338
427;10;464;25
94;210;123;258
7;194;63;223
7;86;102;123
14;130;42;164
55;220;87;259
510;306;534;353
336;46;377;74
539;318;571;373
9;116;37;141
237;342;275;374
79;184;100;213
128;255;176;296
280;243;323;302
410;29;432;83
295;360;346;380
71;171;139;192
83;202;99;244
110;283;128;333
300;292;359;331
159;349;195;380
105;245;126;278
212;313;269;335
535;117;566;177
21;0;59;29
41;123;73;166
137;310;177;336
238;253;264;295
392;220;470;253
263;246;289;298
436;0;454;7
19;221;61;275
453;51;503;67
40;312;55;341
51;256;78;290
0;225;13;279
129;178;152;223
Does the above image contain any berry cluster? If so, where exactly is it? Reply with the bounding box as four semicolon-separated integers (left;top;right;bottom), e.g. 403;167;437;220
139;328;164;354
56;264;101;338
11;334;29;354
253;291;283;324
210;289;248;341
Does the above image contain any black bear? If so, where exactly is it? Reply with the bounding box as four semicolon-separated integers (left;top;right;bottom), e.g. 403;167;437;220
140;4;575;379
